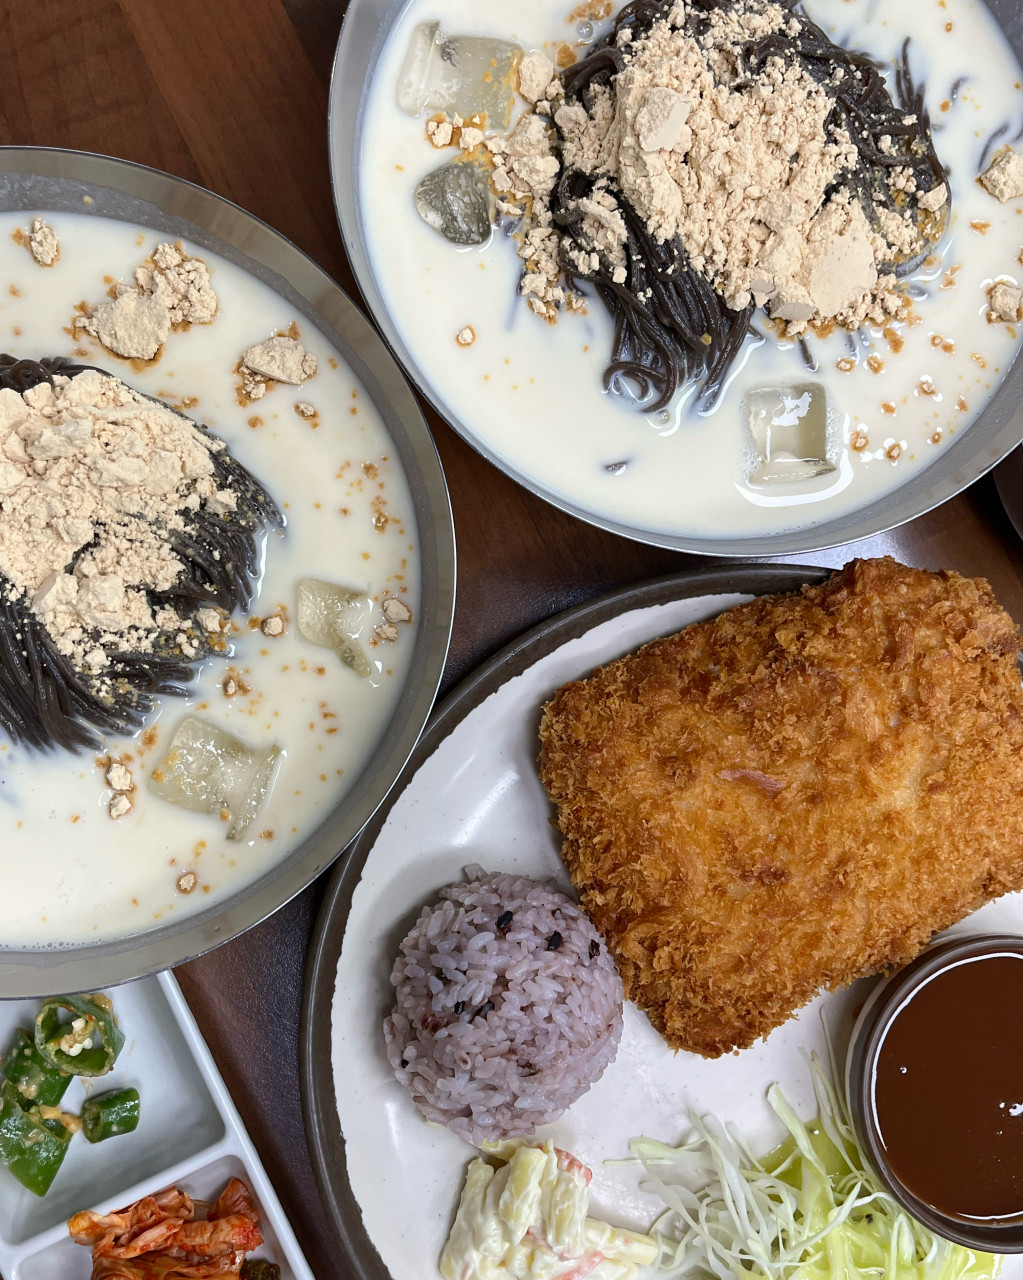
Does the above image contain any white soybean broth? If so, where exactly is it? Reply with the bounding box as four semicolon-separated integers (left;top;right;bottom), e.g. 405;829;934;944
0;212;419;946
359;0;1023;539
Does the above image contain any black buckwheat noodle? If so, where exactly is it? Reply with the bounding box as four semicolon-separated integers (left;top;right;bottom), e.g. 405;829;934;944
550;0;949;412
0;354;282;753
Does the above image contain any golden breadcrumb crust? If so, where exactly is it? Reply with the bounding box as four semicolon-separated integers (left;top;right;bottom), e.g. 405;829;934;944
538;558;1023;1058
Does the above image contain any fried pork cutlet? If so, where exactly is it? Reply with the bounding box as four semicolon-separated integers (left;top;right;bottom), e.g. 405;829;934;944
538;558;1023;1058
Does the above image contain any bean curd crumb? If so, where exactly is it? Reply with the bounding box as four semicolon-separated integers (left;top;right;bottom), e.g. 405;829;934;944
99;754;136;820
238;326;317;401
375;594;413;645
835;357;855;373
75;241;217;363
881;402;897;416
19;218;61;267
979;146;1023;204
866;354;885;375
884;439;907;462
987;281;1023;324
176;871;198;894
295;401;318;421
382;596;413;624
109;793;133;821
197;607;226;636
222;668;251;698
956;396;969;412
456;326;477;347
426;114;454;148
106;762;133;793
849;429;870;452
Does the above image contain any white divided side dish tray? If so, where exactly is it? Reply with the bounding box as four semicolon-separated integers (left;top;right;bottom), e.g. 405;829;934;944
0;972;313;1280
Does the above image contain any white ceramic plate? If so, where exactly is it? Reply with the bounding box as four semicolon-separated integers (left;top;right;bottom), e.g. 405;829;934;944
304;566;1023;1279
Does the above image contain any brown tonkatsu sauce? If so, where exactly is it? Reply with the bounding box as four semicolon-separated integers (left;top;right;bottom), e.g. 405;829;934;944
874;953;1023;1222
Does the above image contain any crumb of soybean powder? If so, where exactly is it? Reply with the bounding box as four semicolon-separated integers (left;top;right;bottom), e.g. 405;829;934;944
26;218;60;266
988;280;1023;323
75;241;217;361
240;336;317;402
980;146;1023;204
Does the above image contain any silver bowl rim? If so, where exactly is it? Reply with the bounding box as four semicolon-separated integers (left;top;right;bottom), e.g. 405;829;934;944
327;0;1023;558
846;931;1023;1252
0;145;456;994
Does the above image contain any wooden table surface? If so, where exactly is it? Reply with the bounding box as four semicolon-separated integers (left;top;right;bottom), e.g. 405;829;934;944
3;1;1023;1275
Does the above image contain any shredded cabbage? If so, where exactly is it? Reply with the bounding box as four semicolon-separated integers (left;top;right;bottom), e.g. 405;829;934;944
624;1052;1000;1280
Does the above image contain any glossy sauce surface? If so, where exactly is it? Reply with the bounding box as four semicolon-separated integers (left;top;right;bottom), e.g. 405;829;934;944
874;952;1023;1221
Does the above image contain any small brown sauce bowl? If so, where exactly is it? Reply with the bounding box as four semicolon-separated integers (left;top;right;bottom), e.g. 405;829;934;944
846;934;1023;1252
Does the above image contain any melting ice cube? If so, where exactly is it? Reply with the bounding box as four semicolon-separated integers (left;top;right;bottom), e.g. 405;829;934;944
744;383;836;485
148;716;281;842
397;21;521;127
297;579;374;677
414;157;494;246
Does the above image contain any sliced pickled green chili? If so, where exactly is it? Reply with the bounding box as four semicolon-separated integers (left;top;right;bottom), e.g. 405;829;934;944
2;1028;71;1107
0;1078;71;1196
34;993;123;1077
81;1087;140;1143
241;1262;282;1280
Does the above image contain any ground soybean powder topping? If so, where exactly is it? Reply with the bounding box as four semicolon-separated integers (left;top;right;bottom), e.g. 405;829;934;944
502;0;944;335
440;0;949;411
0;357;279;752
239;335;318;400
76;242;218;361
0;368;239;667
27;218;60;267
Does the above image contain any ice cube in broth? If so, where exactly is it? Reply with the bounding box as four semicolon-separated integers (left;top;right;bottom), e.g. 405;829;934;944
414;156;494;246
148;716;282;841
297;578;374;677
397;21;521;127
745;383;836;484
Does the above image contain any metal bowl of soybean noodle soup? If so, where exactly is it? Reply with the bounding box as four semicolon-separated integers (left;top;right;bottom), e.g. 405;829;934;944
331;0;1023;555
0;148;455;994
847;935;1023;1251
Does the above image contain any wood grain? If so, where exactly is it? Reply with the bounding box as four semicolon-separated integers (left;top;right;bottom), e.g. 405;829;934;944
2;1;1023;1276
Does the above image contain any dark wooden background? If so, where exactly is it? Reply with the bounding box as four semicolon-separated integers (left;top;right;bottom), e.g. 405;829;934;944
3;1;1023;1275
